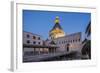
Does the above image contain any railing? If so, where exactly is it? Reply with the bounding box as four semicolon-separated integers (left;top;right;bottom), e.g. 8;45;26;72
23;44;59;48
23;51;77;62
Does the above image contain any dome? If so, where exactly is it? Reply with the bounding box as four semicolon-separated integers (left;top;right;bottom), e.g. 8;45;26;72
49;16;65;39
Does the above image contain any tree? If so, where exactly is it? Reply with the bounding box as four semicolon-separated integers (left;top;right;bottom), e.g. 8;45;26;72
82;21;91;59
85;21;91;37
82;40;91;59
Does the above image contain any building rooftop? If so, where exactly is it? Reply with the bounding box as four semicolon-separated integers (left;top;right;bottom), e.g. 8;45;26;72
54;32;81;40
23;31;43;37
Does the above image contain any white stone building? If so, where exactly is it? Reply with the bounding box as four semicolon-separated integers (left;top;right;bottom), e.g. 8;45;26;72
23;31;43;45
23;31;43;56
53;32;82;53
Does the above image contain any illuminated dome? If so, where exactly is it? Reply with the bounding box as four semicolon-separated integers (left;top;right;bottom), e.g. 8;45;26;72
49;16;65;39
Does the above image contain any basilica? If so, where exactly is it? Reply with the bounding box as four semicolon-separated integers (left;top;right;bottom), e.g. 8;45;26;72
49;16;82;53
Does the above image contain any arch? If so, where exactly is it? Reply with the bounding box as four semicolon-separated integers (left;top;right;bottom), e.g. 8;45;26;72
66;43;70;52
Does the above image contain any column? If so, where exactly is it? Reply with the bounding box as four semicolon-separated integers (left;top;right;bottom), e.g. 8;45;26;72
38;48;40;55
34;48;36;55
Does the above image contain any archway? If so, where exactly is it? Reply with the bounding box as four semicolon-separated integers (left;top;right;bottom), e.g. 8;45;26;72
66;43;70;52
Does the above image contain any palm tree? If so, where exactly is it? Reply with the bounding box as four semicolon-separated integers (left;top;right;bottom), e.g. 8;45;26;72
85;21;91;37
82;40;91;59
82;21;91;59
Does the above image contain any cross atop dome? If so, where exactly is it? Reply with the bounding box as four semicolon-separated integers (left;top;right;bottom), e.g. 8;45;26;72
55;16;60;24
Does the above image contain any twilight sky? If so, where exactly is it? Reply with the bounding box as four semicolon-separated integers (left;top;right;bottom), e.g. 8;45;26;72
23;10;91;40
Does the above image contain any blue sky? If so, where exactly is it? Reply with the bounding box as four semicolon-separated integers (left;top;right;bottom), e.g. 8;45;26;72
23;10;91;40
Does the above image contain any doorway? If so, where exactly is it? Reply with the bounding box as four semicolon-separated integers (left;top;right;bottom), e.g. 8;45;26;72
66;43;70;52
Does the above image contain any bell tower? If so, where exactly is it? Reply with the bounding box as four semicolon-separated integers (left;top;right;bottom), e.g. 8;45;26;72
49;16;65;39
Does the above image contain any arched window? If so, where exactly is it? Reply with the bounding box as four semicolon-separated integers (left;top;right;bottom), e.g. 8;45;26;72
27;40;30;44
33;36;36;39
33;41;36;44
27;34;30;38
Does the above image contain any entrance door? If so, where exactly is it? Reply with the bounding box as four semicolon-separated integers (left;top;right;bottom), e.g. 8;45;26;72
66;44;70;52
